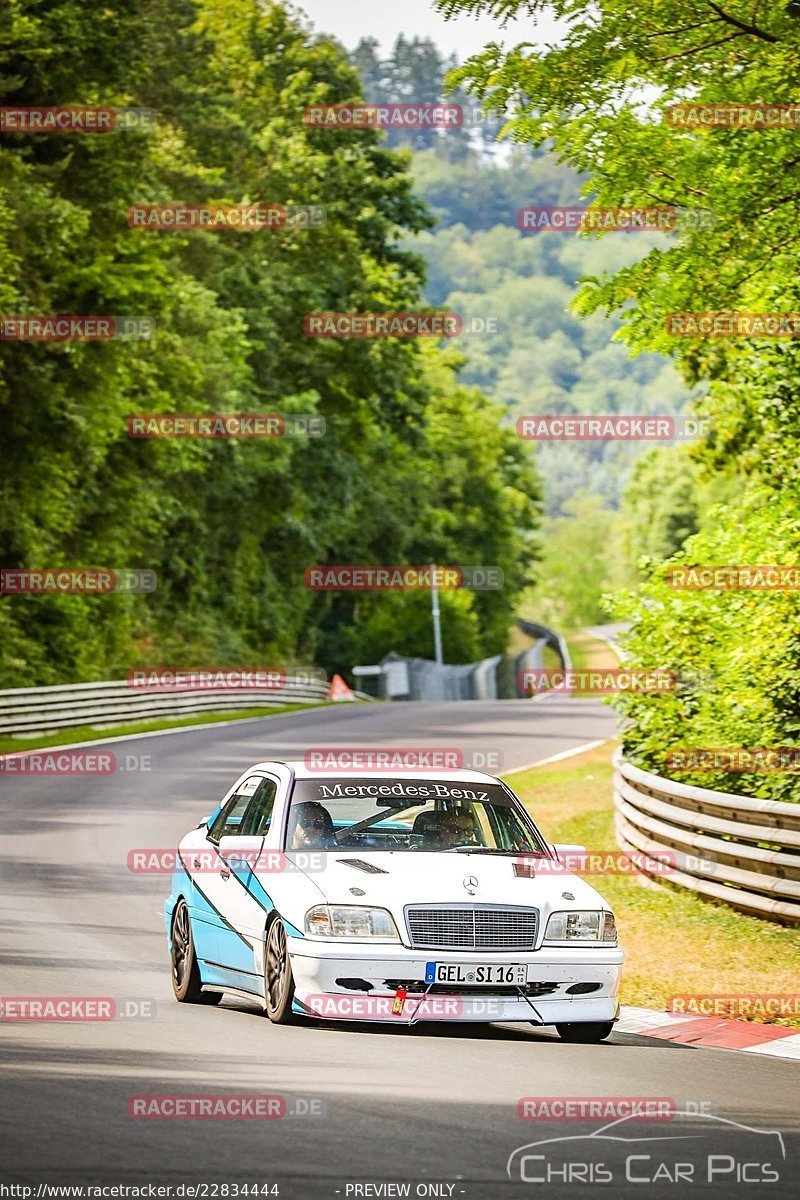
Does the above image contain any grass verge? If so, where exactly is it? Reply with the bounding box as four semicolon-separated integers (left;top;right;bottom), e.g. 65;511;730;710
541;642;562;672
505;740;800;1027
0;701;336;755
565;629;620;672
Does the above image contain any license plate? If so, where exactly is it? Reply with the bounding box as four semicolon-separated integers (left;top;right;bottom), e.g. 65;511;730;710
425;962;527;986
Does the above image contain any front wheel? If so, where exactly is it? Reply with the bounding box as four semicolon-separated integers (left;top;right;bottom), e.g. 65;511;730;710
264;917;296;1023
170;900;221;1005
555;1021;615;1043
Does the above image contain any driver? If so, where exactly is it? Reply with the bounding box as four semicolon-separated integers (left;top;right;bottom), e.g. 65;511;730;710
454;809;480;846
289;801;334;850
437;808;477;849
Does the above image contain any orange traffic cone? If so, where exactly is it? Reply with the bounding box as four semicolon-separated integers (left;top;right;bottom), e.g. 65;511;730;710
328;674;356;702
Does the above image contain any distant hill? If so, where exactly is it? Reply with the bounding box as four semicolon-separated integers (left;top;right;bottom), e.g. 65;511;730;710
350;37;697;517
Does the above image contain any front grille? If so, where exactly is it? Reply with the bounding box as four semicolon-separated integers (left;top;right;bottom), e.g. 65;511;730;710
405;905;538;951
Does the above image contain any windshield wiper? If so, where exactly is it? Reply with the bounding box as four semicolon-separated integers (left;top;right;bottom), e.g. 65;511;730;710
441;847;538;856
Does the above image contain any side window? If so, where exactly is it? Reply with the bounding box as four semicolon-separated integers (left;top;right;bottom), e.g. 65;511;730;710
208;777;262;843
492;805;534;852
240;778;278;837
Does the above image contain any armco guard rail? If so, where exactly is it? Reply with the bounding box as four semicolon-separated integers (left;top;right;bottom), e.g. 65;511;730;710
517;619;572;674
0;675;372;736
613;749;800;924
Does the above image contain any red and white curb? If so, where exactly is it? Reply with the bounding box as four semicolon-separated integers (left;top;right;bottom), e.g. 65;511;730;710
616;1005;800;1060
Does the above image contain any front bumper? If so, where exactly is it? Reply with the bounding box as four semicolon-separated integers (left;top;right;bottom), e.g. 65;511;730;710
288;936;622;1024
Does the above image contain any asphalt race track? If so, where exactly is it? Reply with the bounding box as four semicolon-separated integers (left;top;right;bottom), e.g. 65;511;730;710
1;698;797;1199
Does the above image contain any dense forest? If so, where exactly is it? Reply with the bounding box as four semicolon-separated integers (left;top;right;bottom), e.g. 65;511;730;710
6;0;799;800
435;0;800;799
350;33;712;628
0;0;541;686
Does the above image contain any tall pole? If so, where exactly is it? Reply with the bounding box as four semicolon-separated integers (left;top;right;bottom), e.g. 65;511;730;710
431;562;443;665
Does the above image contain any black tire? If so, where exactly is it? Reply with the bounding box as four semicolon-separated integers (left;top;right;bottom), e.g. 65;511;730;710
264;917;296;1023
555;1020;615;1043
170;899;222;1005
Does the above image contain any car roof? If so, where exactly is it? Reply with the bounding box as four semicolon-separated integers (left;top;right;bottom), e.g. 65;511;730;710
247;760;506;785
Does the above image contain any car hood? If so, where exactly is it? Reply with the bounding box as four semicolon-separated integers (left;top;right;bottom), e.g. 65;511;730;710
276;849;609;919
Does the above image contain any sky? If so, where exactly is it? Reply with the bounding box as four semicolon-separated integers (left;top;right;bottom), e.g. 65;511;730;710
292;0;559;60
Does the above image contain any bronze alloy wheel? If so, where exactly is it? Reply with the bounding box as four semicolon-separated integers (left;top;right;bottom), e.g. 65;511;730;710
264;917;296;1023
170;899;221;1005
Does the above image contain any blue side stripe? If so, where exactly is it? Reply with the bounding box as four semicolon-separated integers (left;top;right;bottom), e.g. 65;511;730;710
241;871;275;915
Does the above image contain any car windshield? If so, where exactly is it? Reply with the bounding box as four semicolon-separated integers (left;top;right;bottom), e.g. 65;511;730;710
284;777;548;854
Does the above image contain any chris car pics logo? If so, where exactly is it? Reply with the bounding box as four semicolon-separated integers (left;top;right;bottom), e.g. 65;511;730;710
507;1112;785;1185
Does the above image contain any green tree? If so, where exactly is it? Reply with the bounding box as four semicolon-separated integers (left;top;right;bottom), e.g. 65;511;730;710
438;1;800;364
332;589;483;666
617;446;701;575
437;0;800;794
0;0;541;685
522;493;614;629
613;492;800;802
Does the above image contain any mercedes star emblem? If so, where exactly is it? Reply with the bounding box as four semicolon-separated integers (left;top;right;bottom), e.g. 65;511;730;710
463;875;479;894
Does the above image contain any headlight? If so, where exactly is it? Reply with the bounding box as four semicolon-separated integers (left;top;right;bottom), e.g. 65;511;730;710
304;905;400;941
545;910;618;944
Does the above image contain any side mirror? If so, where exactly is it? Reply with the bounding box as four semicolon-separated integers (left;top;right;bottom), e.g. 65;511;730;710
196;815;212;829
218;834;265;871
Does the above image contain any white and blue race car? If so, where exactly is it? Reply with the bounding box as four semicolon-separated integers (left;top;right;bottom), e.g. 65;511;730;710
165;762;623;1040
